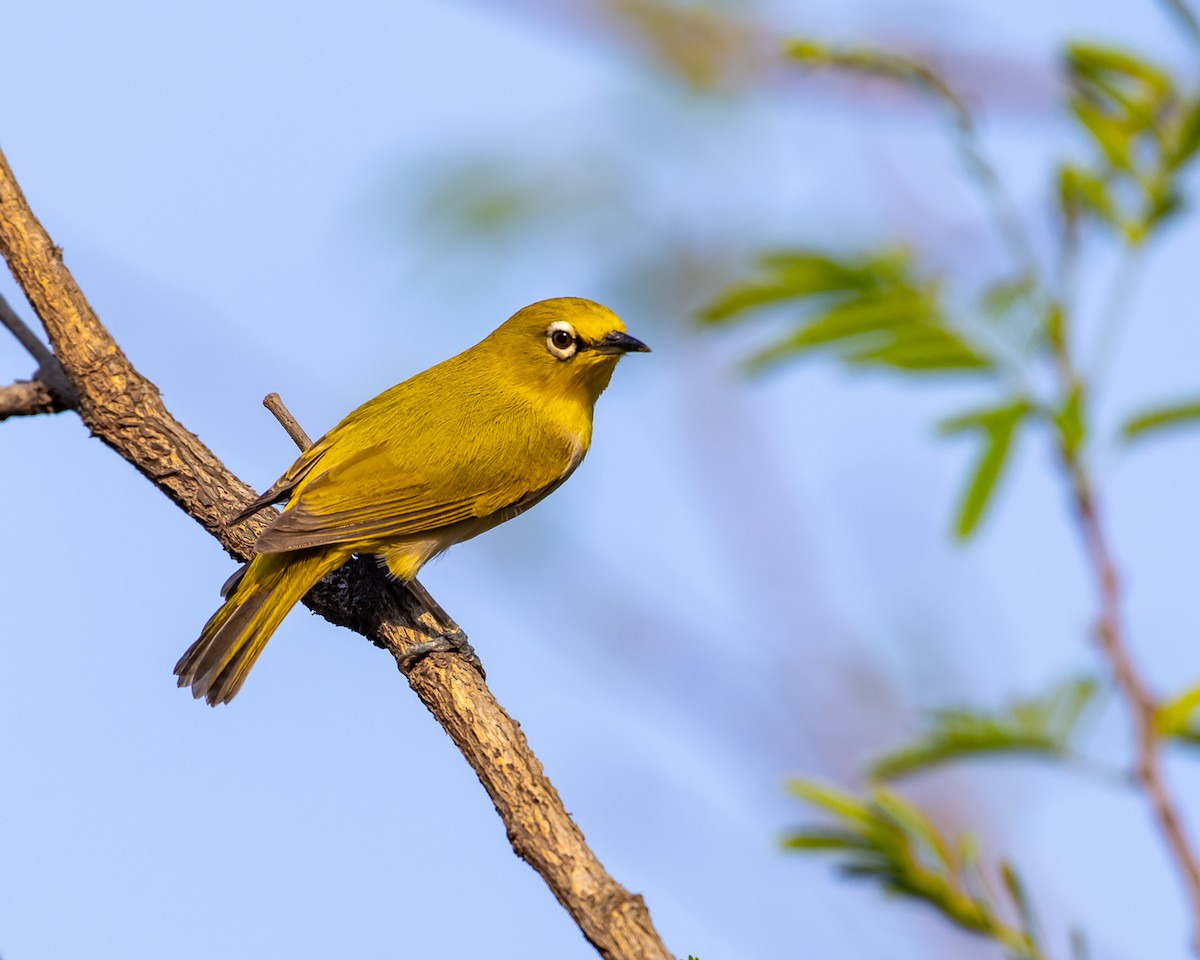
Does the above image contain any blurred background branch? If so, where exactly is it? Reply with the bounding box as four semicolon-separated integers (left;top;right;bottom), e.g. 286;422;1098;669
701;15;1200;957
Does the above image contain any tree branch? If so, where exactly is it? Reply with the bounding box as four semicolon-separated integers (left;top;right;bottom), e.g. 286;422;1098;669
0;145;671;960
1043;191;1200;950
1065;452;1200;953
263;390;313;449
0;376;70;420
1;290;78;408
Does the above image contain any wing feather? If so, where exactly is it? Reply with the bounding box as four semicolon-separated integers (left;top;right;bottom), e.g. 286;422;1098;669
251;382;583;555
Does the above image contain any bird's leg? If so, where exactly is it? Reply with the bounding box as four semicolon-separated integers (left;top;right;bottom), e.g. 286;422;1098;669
259;396;485;680
404;576;461;633
395;577;486;679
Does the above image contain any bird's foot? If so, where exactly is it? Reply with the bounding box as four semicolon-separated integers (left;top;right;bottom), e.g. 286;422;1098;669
398;629;486;680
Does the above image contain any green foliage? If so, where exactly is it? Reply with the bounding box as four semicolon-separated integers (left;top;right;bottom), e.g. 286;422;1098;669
704;34;1200;546
784;41;972;130
939;400;1032;538
699;249;994;375
980;273;1037;323
1173;97;1200;168
709;24;1200;959
1053;383;1088;459
1120;396;1200;442
1060;42;1200;243
784;781;1050;960
1065;44;1170;170
609;0;753;91
1156;685;1200;745
1057;165;1117;229
871;677;1099;780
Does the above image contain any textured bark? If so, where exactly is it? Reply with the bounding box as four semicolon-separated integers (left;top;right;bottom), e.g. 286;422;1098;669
0;376;69;420
0;145;671;960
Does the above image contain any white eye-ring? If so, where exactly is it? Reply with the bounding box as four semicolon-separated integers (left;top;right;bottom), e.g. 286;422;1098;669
546;320;578;360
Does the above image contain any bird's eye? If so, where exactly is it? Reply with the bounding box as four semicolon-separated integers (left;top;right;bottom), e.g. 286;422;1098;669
545;321;578;360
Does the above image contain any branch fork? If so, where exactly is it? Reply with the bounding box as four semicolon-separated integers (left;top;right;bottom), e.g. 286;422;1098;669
0;146;670;960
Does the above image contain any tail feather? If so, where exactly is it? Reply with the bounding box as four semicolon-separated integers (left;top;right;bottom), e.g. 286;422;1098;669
176;547;350;706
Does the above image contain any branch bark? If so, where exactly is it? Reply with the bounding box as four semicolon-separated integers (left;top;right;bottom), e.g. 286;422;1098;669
0;290;77;420
0;145;671;960
0;376;69;419
1065;452;1200;953
1049;326;1200;949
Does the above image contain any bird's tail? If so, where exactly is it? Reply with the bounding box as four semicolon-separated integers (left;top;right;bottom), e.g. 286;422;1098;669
175;547;349;705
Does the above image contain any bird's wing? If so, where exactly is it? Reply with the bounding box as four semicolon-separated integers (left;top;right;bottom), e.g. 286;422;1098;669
229;441;329;525
252;419;581;554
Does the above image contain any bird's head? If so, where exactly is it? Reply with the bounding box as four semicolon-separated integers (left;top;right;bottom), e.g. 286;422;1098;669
493;297;650;406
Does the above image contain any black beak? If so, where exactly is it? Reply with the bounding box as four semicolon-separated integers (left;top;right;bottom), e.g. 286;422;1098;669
594;331;651;355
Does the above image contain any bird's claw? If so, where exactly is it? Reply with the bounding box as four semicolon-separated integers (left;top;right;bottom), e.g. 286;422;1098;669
398;630;486;679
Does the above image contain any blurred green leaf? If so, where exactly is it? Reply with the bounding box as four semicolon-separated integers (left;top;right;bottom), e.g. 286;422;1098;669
701;248;994;377
1067;44;1170;96
783;41;968;126
1058;165;1118;228
1120;396;1200;442
1001;861;1043;948
832;320;991;373
610;0;758;91
1066;43;1171;86
1065;44;1173;137
783;781;1049;959
1142;187;1186;235
1156;685;1200;745
1061;43;1192;246
1068;96;1134;170
781;830;871;852
1170;97;1200;168
870;676;1098;780
1044;302;1066;354
700;250;905;324
787;778;876;829
1054;382;1087;458
940;399;1031;538
980;273;1037;321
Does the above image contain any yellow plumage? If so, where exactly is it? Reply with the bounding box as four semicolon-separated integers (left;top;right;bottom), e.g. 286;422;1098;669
175;297;648;705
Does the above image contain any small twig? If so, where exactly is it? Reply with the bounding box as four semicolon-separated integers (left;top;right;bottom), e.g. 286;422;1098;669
0;377;69;420
1158;0;1200;58
1087;248;1144;388
787;43;1042;287
0;291;77;407
0;290;55;364
263;391;313;451
948;111;1043;292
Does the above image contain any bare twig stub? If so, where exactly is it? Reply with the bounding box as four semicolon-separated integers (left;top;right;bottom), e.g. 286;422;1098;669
263;391;313;450
0;377;69;420
0;145;670;960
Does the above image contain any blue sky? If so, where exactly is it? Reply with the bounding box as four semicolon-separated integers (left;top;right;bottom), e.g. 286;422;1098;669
3;2;1200;958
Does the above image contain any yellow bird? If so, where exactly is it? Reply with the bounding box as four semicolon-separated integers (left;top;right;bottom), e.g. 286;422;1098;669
176;297;649;705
